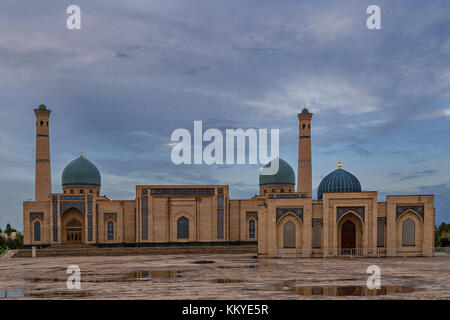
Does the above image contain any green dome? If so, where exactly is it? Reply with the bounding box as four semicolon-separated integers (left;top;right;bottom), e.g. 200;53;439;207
301;107;309;114
38;104;47;110
259;158;295;186
62;155;101;187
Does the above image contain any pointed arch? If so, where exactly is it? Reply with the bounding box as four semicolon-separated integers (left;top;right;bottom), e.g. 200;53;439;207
177;216;189;239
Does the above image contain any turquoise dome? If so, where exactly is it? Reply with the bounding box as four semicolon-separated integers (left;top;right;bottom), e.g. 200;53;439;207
62;155;101;187
259;158;295;186
317;166;361;200
38;104;47;110
301;107;309;114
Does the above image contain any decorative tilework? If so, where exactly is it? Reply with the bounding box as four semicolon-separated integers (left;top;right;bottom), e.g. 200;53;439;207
142;196;148;240
52;199;58;242
337;206;365;223
217;210;224;239
104;213;117;220
30;212;44;221
246;211;258;219
151;188;215;196
276;208;303;223
275;194;300;199
396;205;424;221
88;197;93;241
312;218;323;227
217;196;223;209
60;201;85;215
377;217;387;225
60;195;85;201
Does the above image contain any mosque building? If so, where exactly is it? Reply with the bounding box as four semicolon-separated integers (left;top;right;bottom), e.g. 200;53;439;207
23;102;435;257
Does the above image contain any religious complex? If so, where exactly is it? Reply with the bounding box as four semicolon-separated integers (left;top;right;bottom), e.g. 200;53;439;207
23;102;435;257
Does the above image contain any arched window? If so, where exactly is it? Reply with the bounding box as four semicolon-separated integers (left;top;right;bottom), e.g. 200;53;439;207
377;220;385;247
107;221;114;241
249;219;255;239
70;189;74;194
34;221;41;241
302;124;305;129
177;217;189;239
80;189;84;194
40;121;44;126
313;223;321;248
280;188;284;193
283;221;296;248
402;218;415;246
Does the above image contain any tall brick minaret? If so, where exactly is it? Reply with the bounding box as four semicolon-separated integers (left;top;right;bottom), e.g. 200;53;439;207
297;105;312;197
34;100;52;201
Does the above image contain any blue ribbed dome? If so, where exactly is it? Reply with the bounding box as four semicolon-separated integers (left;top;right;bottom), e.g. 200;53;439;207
259;158;295;186
62;155;101;187
317;167;361;200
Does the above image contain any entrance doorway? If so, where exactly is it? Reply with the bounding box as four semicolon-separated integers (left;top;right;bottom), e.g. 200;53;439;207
66;228;82;244
341;220;356;249
283;221;296;248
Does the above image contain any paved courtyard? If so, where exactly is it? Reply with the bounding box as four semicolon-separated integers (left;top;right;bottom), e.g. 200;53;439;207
0;254;448;299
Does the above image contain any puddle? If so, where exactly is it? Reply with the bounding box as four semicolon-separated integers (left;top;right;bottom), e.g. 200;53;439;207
0;289;90;298
211;279;245;284
192;260;215;264
0;289;24;298
24;290;90;298
19;270;186;283
274;284;422;296
217;263;277;269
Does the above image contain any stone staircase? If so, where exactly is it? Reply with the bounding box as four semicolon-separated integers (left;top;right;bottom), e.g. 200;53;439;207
12;245;257;258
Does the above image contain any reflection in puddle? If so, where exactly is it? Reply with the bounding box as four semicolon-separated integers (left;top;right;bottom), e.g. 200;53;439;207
211;279;245;284
217;263;277;269
192;260;215;264
0;289;90;298
21;270;186;283
0;289;24;298
24;291;90;298
274;283;422;296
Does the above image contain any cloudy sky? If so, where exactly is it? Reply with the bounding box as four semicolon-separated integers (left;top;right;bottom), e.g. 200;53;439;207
0;0;449;230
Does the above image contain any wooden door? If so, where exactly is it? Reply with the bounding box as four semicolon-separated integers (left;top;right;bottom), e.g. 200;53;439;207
283;221;296;248
341;220;356;249
67;228;82;244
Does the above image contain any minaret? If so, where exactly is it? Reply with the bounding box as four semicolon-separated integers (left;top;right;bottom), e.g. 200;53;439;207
34;100;52;201
297;105;313;197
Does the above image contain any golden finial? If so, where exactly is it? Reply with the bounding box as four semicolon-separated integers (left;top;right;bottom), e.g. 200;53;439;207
81;151;83;158
41;98;44;104
338;160;342;169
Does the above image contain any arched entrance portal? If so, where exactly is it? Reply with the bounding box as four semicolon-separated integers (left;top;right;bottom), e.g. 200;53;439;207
283;221;296;248
341;220;356;249
62;208;84;245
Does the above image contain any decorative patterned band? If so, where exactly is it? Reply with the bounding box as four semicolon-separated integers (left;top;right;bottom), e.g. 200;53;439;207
246;211;258;219
30;212;44;221
36;134;49;137
104;213;117;220
336;206;365;223
396;205;424;221
276;208;303;223
299;136;311;139
151;188;215;196
36;159;50;162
